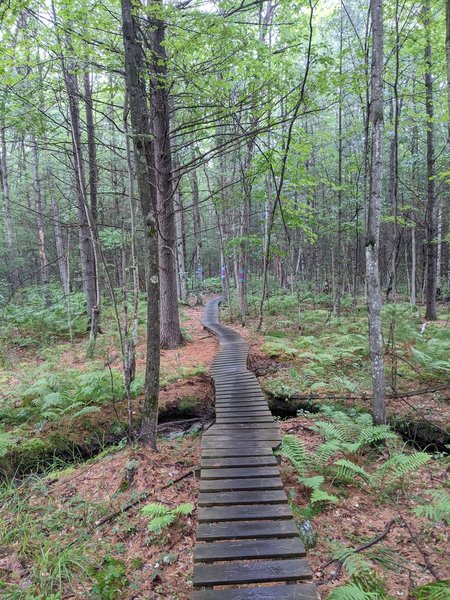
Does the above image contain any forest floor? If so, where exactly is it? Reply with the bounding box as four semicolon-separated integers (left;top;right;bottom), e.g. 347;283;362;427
0;297;449;598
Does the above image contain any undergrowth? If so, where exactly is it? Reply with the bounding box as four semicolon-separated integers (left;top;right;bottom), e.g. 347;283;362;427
280;407;449;598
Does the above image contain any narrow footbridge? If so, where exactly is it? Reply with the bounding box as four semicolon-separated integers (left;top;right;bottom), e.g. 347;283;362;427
191;298;318;600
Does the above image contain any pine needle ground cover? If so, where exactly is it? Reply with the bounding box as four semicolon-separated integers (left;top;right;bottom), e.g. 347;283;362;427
277;408;449;597
0;436;200;599
0;302;215;476
235;293;450;431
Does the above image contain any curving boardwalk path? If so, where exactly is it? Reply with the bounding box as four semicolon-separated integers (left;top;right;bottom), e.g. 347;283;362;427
191;297;318;600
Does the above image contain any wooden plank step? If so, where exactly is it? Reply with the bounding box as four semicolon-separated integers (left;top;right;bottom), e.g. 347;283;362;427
193;537;305;562
201;440;277;449
201;455;277;468
190;583;318;599
206;423;279;430
202;434;281;445
192;558;312;586
200;477;283;492
198;489;287;506
200;466;279;479
201;447;274;458
198;503;292;522
215;418;274;424
215;408;270;414
196;518;298;540
202;441;280;451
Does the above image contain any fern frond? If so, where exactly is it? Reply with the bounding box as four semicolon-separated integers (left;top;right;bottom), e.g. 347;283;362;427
298;476;324;490
410;581;450;600
0;432;17;457
70;406;101;420
356;425;396;448
312;421;346;442
313;441;341;466
280;435;307;476
310;489;339;505
141;503;169;518
332;459;372;484
413;489;450;525
172;502;194;516
146;513;175;534
376;452;430;486
327;583;377;600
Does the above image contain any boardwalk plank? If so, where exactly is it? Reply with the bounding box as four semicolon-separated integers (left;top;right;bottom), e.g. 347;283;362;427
200;466;279;479
198;489;287;505
192;559;312;586
193;537;305;562
196;519;298;540
198;503;292;522
190;584;318;599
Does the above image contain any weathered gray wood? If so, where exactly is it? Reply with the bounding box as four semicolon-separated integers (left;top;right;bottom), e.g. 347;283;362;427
205;423;279;431
192;559;312;586
190;584;318;600
201;439;279;449
196;518;298;540
198;489;287;505
201;466;279;479
200;477;283;492
201;455;277;468
198;503;292;522
193;537;306;562
201;447;274;458
193;298;314;600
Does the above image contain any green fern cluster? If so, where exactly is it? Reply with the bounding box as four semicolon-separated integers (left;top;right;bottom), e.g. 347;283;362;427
281;407;432;509
413;489;450;525
0;431;17;458
13;369;145;425
141;502;194;535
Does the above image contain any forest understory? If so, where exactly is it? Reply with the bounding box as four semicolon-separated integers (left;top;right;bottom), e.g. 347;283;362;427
0;294;448;599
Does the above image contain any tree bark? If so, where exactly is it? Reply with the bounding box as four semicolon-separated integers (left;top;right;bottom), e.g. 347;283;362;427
121;0;160;447
52;199;70;295
191;147;203;290
0;126;19;291
148;0;182;348
366;0;386;425
31;136;51;304
423;0;437;321
52;12;98;331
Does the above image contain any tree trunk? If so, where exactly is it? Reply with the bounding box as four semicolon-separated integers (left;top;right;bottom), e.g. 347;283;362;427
56;35;98;331
31;136;51;304
121;0;160;447
423;0;437;321
0;126;19;291
52;199;70;295
191;148;203;290
148;0;182;348
174;183;187;301
366;0;386;425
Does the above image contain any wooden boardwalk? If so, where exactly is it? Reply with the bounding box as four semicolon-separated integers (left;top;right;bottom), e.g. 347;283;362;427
191;298;318;599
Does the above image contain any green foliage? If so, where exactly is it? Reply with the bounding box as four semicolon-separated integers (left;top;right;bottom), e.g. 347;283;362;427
0;431;17;457
413;489;450;525
141;502;194;536
1;288;86;347
409;582;450;600
91;556;127;599
280;434;307;476
327;583;378;600
310;488;339;505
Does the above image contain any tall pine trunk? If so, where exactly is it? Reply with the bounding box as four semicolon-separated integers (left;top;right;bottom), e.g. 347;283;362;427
366;0;386;425
149;0;182;348
121;0;160;447
0;126;19;291
423;0;437;321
